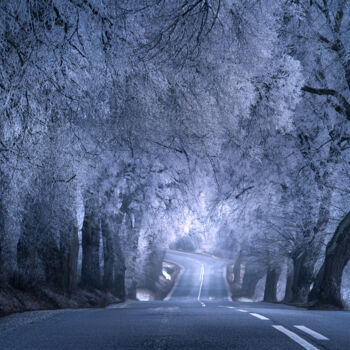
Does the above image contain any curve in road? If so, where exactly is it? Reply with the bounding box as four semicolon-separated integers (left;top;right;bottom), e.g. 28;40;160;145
0;250;350;349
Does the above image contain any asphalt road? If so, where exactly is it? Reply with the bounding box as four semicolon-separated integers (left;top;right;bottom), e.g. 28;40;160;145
1;250;350;349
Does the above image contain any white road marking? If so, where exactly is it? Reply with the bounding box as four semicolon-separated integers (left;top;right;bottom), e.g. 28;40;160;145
294;326;329;340
249;313;270;320
198;264;204;304
162;269;171;280
273;325;320;350
200;302;206;307
237;309;248;313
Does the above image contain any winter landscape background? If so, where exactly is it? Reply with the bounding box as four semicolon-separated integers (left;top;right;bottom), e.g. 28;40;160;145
1;0;350;317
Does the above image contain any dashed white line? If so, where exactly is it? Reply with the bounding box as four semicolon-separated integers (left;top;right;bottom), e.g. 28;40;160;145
249;313;270;320
273;325;320;350
294;325;329;341
237;309;248;313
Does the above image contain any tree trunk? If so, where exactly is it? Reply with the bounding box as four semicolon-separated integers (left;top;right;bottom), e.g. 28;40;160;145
230;250;244;298
102;217;114;291
102;193;131;299
114;263;126;300
0;200;5;284
111;230;126;300
81;203;101;289
283;259;294;303
264;265;281;302
288;188;331;304
290;250;314;303
237;263;265;299
124;209;142;300
141;247;165;291
233;250;243;285
308;212;350;309
61;223;79;293
16;198;47;289
0;197;23;286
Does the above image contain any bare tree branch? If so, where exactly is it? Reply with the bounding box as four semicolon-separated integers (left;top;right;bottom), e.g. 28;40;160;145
302;85;350;119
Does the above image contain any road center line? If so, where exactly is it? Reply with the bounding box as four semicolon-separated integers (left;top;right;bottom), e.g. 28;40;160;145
294;325;329;340
198;264;204;304
237;309;248;312
273;325;320;350
249;313;270;320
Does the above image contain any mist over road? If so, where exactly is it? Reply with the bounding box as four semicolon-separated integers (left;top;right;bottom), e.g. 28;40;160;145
0;250;349;350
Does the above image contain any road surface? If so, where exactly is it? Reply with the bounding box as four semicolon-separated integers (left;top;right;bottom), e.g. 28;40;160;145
1;250;350;349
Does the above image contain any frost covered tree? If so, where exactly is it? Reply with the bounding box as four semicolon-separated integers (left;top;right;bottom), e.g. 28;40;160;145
278;0;350;308
1;0;349;310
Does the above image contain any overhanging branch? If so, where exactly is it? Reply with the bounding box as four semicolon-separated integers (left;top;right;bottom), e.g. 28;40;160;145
302;86;350;120
235;186;254;199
